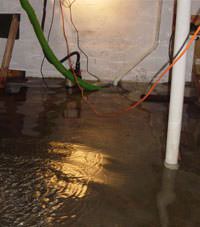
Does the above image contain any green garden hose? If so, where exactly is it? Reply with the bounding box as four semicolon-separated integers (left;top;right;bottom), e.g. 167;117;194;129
20;0;101;91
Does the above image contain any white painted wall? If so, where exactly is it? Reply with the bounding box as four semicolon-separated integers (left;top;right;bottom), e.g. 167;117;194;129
127;0;200;83
0;0;199;82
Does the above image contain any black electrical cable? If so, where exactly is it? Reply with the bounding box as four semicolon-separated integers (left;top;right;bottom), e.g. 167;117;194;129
60;51;81;75
40;0;56;88
168;32;175;63
117;31;192;103
60;51;80;63
69;7;100;81
41;0;82;88
144;32;190;93
145;8;200;93
41;0;48;31
61;1;101;81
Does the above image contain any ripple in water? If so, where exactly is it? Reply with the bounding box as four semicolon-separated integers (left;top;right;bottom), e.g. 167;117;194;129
0;141;104;226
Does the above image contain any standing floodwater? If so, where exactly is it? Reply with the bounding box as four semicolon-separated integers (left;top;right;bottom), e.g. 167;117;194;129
0;79;200;227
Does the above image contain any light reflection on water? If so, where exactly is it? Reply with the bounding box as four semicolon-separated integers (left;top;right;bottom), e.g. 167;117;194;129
47;142;105;199
0;141;107;226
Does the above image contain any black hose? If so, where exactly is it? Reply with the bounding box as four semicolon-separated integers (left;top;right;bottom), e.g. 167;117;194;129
60;51;81;76
60;51;80;63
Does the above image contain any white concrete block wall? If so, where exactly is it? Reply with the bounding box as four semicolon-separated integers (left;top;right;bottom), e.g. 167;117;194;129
125;0;200;83
0;0;199;82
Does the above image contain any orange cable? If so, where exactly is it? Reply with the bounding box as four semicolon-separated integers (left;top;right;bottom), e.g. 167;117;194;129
60;4;200;117
59;0;85;99
83;26;200;117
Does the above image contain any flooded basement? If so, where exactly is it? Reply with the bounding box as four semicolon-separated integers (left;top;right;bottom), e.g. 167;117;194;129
0;79;200;227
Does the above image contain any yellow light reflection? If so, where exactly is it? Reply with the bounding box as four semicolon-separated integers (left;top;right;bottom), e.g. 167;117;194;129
46;142;107;199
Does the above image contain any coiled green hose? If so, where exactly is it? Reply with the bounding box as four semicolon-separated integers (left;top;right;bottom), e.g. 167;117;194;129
20;0;101;91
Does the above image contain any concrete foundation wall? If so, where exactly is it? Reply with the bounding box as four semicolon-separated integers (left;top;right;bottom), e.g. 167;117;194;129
0;0;199;82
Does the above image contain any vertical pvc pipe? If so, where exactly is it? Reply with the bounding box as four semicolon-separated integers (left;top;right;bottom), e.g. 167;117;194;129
165;0;191;170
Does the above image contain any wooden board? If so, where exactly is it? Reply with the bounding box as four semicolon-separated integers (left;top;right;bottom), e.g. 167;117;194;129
0;69;25;78
0;15;19;79
193;14;200;76
192;15;200;98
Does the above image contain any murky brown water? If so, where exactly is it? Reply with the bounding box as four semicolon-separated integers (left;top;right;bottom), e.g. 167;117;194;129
0;141;105;226
0;79;200;227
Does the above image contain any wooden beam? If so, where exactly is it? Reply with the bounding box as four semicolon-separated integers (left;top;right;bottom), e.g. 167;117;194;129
0;69;25;78
192;15;200;99
0;15;19;78
191;15;200;25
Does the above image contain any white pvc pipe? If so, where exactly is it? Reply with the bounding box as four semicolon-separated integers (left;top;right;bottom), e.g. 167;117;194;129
165;0;191;170
112;0;162;86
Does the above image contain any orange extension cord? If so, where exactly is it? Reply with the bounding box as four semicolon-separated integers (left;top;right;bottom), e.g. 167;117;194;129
60;1;200;117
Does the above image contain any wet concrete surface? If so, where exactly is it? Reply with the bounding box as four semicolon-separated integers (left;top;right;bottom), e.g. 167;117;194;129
0;79;200;227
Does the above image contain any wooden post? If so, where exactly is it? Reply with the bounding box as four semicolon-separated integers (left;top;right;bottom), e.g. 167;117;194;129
0;14;19;87
191;15;200;100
